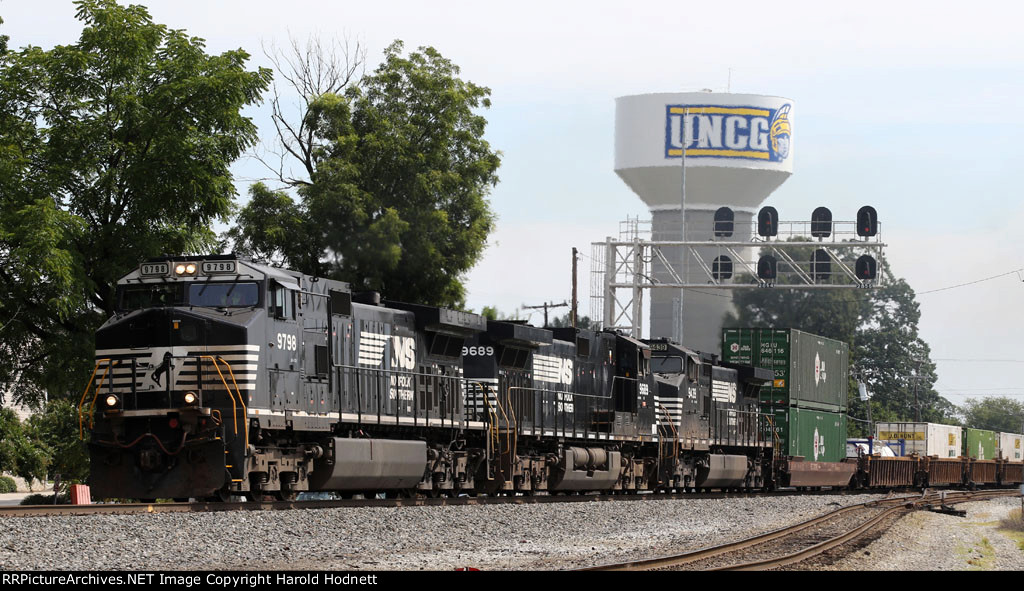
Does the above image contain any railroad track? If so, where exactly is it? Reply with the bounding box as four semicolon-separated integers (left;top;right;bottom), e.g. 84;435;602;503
0;487;888;518
586;488;1020;571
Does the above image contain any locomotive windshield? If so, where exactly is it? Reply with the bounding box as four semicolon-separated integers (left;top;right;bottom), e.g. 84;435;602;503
650;356;683;374
120;283;185;309
118;281;260;310
189;282;260;307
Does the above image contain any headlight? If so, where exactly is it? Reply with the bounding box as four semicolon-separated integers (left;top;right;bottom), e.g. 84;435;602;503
185;263;196;274
184;391;197;405
175;264;186;275
105;395;119;407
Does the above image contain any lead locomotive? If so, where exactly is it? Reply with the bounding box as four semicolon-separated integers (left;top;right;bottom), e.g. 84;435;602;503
81;255;774;500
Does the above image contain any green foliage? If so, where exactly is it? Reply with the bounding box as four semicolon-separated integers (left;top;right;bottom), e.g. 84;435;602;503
230;40;499;308
0;408;48;485
473;306;525;322
727;243;955;426
27;399;90;484
548;313;597;330
0;0;271;405
0;475;16;493
20;493;69;505
959;397;1024;433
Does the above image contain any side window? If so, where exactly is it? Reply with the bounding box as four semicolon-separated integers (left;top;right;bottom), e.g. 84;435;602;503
270;283;296;319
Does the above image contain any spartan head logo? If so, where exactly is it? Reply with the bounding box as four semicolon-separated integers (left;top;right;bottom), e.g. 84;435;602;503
770;103;792;161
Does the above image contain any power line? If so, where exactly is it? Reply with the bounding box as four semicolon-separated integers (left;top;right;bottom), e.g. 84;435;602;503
918;267;1024;295
933;358;1024;363
935;388;1024;393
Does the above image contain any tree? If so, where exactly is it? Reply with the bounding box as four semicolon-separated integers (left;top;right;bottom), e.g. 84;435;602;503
726;244;956;427
960;397;1024;433
0;408;48;486
0;1;271;405
229;40;500;309
27;399;90;484
851;273;956;425
548;313;597;330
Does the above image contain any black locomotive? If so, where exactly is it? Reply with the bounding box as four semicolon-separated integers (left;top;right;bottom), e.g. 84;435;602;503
79;255;778;500
80;255;1022;500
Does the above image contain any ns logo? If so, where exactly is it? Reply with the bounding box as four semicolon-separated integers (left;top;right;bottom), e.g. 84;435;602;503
358;331;416;370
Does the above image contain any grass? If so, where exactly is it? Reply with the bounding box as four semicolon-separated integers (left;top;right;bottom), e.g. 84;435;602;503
957;537;996;570
998;508;1024;551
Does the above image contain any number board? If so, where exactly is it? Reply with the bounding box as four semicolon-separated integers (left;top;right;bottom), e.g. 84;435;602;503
140;262;169;276
201;261;237;274
648;342;668;352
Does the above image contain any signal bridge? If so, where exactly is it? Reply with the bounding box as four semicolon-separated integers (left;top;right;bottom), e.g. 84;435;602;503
590;207;886;338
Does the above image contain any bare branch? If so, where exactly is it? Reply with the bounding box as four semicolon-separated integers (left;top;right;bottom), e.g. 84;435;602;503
257;32;367;188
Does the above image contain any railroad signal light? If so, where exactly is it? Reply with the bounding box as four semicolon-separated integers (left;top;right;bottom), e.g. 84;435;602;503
856;255;877;280
857;206;878;237
712;255;733;280
811;207;832;239
757;255;777;281
811;249;831;282
713;207;734;238
757;206;779;237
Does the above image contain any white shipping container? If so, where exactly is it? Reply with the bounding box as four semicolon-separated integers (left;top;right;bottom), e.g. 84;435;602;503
874;422;962;458
997;432;1023;461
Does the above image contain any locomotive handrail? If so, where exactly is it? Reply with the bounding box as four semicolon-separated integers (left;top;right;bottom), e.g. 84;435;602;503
201;355;248;449
78;358;116;439
503;384;519;464
467;380;504;473
472;381;502;452
711;406;763;448
657;405;681;459
331;362;466;428
78;354;248;449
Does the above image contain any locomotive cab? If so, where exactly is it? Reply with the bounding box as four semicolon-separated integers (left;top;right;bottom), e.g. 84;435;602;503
644;338;770;490
85;256;288;500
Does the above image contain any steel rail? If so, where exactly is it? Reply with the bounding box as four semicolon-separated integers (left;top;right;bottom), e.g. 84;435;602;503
717;489;1016;571
0;487;888;519
586;489;1019;571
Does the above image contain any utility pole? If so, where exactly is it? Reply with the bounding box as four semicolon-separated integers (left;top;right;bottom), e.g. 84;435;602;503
910;358;924;422
677;107;689;345
522;300;568;327
571;247;578;329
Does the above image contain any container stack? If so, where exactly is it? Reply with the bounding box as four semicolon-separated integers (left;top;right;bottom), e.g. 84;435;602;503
722;328;848;462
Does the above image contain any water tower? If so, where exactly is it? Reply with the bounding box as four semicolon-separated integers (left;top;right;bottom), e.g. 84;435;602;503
614;92;794;352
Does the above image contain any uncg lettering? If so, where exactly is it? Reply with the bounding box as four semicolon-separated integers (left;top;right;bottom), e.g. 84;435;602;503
668;113;769;153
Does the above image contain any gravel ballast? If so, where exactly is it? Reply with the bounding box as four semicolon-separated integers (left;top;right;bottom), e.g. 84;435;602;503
824;497;1024;571
1;494;900;571
3;494;1021;570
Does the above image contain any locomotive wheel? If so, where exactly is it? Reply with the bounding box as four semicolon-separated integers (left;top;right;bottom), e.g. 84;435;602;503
274;490;299;502
204;488;233;502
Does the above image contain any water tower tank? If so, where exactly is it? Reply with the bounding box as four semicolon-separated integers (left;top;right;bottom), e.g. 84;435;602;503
614;92;794;352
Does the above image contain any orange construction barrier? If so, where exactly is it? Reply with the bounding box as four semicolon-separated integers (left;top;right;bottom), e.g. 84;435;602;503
70;484;91;505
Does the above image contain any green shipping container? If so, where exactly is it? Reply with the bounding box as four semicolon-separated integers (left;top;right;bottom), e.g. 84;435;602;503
722;328;848;412
964;428;997;460
768;407;847;463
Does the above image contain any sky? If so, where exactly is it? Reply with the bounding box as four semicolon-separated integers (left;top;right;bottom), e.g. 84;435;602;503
3;0;1023;409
